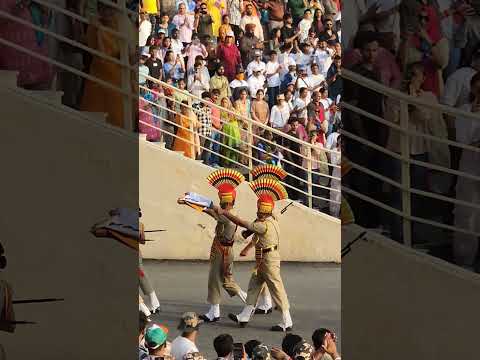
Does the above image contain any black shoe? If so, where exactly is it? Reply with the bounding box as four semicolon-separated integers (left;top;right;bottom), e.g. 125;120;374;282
150;307;160;314
254;308;272;315
228;313;248;327
199;314;220;323
270;325;293;332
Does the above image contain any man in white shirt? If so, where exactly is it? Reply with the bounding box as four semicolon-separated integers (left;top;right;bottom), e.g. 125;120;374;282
442;51;480;109
293;87;309;122
230;68;250;101
295;67;313;103
307;63;326;91
247;50;266;78
240;3;264;41
270;94;291;130
248;68;266;98
265;50;282;108
171;312;202;360
296;43;314;74
314;36;334;78
188;63;210;101
297;9;313;43
139;12;152;47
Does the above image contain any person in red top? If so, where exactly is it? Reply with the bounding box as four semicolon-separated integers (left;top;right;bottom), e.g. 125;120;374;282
217;31;242;81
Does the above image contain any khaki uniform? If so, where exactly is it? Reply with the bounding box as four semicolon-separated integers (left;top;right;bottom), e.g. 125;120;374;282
207;212;243;304
245;216;290;312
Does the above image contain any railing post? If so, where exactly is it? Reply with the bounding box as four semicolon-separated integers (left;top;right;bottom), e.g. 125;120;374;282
247;119;253;181
399;101;412;246
307;145;313;209
118;0;132;131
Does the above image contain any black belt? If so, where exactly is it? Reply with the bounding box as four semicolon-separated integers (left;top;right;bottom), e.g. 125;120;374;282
255;245;278;257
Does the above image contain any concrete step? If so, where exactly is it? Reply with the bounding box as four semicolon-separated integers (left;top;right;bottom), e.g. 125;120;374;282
25;90;64;105
0;70;18;88
82;112;107;122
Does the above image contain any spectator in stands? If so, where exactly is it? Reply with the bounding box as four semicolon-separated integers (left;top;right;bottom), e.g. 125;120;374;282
270;94;291;132
257;130;279;165
195;2;214;40
248;68;266;98
217;32;242;81
172;3;195;45
164;51;186;82
213;334;234;360
209;89;222;167
298;9;313;43
188;62;210;99
240;24;263;67
171;312;202;360
287;0;307;26
185;34;208;74
220;97;241;166
210;65;232;100
145;325;170;359
311;328;341;360
140;11;153;47
251;89;270;137
218;14;234;44
240;3;264;41
146;46;163;87
193;92;214;164
230;68;249;101
265;51;282;109
173;100;199;160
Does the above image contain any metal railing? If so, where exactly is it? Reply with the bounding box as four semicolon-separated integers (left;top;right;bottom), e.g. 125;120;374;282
342;68;480;256
139;75;342;212
0;0;341;215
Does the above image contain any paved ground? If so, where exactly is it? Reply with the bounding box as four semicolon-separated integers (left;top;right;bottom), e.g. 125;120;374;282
143;260;340;359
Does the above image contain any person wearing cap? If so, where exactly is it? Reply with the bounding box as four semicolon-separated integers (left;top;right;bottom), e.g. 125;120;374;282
179;170;248;322
247;50;266;78
240;3;264;41
216;172;293;331
170;312;201;360
217;31;242;81
240;24;263;68
145;325;170;358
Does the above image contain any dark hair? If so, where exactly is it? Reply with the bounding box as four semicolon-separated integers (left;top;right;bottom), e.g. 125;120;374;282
282;334;303;357
269;50;277;56
222;14;229;21
283;13;292;21
139;311;148;334
312;328;331;350
354;31;378;50
201;91;211;99
212;88;221;95
213;334;234;357
256;89;265;95
161;12;169;17
334;55;341;61
245;340;262;358
304;9;312;14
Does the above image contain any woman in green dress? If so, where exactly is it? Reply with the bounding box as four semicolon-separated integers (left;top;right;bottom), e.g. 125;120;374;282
219;97;241;167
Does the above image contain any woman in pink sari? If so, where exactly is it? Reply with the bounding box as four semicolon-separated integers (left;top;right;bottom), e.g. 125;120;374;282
216;31;241;81
0;0;53;89
139;90;161;142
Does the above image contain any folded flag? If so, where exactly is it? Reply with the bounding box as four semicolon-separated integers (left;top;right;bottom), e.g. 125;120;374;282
180;192;213;210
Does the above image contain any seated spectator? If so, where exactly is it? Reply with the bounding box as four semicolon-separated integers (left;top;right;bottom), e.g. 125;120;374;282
145;325;170;359
312;328;341;360
213;334;234;360
245;340;262;360
171;312;202;360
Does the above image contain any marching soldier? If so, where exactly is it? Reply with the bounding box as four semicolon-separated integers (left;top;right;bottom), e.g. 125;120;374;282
218;177;293;331
178;169;248;322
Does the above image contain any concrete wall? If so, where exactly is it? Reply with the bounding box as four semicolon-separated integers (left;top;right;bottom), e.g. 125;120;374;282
139;140;341;262
0;87;138;359
342;224;480;359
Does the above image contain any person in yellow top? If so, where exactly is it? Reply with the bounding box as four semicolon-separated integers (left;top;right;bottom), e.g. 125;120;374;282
141;0;160;14
217;176;293;332
206;0;227;37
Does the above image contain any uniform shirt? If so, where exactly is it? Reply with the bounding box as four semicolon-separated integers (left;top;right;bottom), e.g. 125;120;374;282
248;217;281;249
213;212;238;244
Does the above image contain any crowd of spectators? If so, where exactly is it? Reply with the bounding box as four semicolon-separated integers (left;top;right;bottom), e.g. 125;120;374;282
342;0;480;271
139;311;341;360
138;0;343;215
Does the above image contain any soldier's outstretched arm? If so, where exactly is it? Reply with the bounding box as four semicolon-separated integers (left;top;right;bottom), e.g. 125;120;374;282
216;209;250;229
